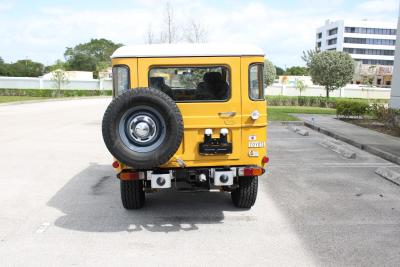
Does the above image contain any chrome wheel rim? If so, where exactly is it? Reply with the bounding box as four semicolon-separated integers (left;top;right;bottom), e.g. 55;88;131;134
118;106;166;153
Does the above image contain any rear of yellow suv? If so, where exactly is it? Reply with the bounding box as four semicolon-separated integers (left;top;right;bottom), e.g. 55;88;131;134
102;44;268;209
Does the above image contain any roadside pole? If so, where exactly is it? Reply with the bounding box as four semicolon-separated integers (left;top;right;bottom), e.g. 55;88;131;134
390;2;400;108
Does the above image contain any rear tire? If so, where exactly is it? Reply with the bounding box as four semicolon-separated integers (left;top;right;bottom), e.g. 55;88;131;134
120;180;145;209
231;176;258;208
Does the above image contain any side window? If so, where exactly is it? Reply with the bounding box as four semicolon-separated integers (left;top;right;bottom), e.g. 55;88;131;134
249;64;264;100
112;65;130;97
148;66;230;102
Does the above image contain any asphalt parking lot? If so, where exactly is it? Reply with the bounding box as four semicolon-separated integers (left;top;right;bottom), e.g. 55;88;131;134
1;98;400;266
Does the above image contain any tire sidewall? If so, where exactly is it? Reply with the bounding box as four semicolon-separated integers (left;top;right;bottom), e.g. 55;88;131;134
102;88;183;169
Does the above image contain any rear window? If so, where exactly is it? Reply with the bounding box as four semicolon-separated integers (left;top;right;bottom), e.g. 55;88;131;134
148;66;230;102
249;64;264;100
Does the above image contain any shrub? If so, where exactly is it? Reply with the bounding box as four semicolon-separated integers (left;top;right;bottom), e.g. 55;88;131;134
265;95;387;109
336;100;370;118
0;88;112;97
370;104;400;134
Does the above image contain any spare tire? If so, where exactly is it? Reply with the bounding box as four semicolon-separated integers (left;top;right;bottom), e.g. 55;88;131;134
102;88;183;169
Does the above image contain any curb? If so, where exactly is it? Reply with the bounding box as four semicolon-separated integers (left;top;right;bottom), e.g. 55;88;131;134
304;121;400;165
0;96;111;107
375;167;400;186
319;139;356;159
268;121;304;126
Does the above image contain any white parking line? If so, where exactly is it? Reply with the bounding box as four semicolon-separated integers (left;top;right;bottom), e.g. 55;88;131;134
35;222;51;234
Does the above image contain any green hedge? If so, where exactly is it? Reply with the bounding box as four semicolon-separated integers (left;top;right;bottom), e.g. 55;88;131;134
0;88;112;97
265;95;387;108
336;100;370;118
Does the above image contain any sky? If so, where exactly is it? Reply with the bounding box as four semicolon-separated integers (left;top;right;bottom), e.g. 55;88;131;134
0;0;398;68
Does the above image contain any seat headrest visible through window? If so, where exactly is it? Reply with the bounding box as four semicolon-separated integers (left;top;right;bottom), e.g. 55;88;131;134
149;77;166;88
203;72;222;83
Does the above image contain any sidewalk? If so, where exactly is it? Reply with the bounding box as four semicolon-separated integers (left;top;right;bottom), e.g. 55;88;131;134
294;114;400;165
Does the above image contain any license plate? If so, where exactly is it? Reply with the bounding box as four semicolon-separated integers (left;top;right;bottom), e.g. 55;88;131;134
248;141;265;148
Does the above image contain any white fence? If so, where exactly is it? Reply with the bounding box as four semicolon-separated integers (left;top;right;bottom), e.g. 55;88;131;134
267;84;391;99
0;76;392;99
0;76;112;90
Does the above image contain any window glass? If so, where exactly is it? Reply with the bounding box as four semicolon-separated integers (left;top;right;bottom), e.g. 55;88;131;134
249;64;264;100
148;66;230;102
112;66;129;96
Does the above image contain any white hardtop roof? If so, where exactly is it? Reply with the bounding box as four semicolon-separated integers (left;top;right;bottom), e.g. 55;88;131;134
111;43;264;58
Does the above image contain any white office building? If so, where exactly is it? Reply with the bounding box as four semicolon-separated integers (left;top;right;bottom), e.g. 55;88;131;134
316;20;397;66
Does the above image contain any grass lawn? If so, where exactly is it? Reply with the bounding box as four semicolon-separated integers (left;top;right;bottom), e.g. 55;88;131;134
268;106;336;121
0;96;55;104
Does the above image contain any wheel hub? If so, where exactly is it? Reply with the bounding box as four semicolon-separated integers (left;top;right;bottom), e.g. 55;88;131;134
134;122;150;138
128;115;157;143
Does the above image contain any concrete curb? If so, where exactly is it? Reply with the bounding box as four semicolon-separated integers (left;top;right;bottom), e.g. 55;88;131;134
319;139;356;159
375;167;400;186
288;126;310;136
268;121;304;126
304;121;400;165
0;96;111;107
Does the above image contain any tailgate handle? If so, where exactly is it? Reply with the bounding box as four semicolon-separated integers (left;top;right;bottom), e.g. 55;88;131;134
218;111;236;118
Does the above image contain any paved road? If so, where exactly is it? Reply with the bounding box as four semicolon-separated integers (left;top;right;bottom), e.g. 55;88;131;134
0;99;400;266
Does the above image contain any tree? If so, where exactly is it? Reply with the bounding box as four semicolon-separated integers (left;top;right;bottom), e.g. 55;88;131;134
302;49;318;67
295;79;307;96
264;59;276;86
308;51;354;99
64;38;123;78
143;2;208;44
0;57;6;76
160;2;178;44
145;24;156;44
7;59;44;77
50;60;69;97
184;20;207;43
284;66;309;76
275;66;284;76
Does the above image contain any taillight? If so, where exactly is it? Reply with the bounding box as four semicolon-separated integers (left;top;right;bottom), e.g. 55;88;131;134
119;172;140;180
243;167;264;176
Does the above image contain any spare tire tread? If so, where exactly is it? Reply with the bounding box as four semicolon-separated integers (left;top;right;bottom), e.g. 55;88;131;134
102;88;183;169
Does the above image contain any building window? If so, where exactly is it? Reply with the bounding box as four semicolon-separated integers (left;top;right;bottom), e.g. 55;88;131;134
327;38;337;45
317;32;322;39
344;27;397;35
316;42;321;48
360;59;394;66
328;28;338;36
344;37;396;46
343;48;395;56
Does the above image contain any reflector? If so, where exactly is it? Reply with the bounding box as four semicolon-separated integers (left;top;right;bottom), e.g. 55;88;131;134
112;161;120;168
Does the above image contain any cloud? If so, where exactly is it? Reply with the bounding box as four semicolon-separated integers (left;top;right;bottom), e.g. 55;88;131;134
357;0;399;14
0;0;398;67
0;0;14;12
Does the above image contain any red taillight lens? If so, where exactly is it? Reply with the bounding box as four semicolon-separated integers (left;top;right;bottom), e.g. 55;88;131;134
262;156;269;164
119;172;139;181
112;161;120;168
243;167;264;176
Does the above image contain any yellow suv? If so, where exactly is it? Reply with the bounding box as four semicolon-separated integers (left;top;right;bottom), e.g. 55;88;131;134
102;43;268;209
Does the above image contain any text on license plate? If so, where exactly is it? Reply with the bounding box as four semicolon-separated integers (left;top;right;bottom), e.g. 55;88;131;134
248;141;265;148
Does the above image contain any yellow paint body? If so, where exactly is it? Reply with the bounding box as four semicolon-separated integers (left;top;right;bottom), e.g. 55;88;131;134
112;55;267;171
